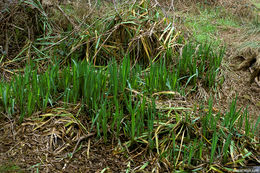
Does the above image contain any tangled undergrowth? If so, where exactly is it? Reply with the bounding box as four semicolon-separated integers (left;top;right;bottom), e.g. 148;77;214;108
0;0;259;172
0;0;50;59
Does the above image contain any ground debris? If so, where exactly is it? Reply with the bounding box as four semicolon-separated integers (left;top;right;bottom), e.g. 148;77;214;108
235;47;260;86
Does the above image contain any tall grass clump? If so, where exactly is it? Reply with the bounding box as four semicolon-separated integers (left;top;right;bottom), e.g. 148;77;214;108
0;58;258;170
145;58;178;93
176;42;224;88
0;39;225;119
10;0;183;67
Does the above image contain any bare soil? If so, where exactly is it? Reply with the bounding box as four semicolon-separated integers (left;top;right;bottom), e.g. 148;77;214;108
219;27;260;119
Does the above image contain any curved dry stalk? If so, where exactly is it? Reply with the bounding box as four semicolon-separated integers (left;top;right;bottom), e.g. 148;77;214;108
249;67;260;87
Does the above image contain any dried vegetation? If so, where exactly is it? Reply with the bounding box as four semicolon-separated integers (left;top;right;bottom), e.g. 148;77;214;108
0;0;259;172
0;1;45;64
